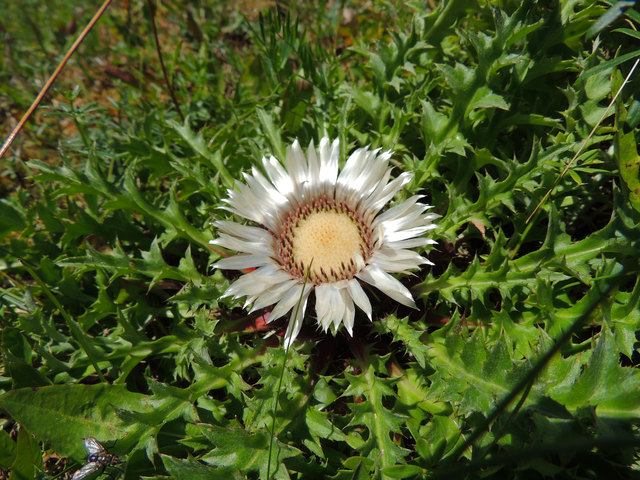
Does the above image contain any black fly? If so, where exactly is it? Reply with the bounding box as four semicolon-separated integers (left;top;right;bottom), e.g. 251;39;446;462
71;438;122;480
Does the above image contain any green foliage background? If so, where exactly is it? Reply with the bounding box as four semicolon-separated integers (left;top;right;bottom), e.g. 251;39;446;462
1;0;640;478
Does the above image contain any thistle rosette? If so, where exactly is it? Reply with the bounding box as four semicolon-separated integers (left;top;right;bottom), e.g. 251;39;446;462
211;137;438;347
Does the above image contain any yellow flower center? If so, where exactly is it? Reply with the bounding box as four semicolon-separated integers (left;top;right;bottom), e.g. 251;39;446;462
292;211;364;277
277;196;372;284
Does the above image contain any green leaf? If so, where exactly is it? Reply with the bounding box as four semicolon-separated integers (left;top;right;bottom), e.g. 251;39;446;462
615;129;640;213
380;464;423;478
10;428;42;480
344;361;408;470
300;406;351;457
579;49;640;81
421;196;639;309
0;429;16;469
549;326;640;418
425;331;527;415
468;86;509;111
0;198;26;238
374;316;429;368
122;171;211;248
199;423;298;480
257;107;285;161
169;119;233;188
332;456;374;480
0;384;149;460
57;239;202;287
611;276;640;357
420;100;449;145
586;1;635;38
613;27;640;41
415;415;461;465
7;362;52;389
162;454;235;480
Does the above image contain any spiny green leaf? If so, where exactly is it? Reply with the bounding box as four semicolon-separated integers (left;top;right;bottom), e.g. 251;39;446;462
200;423;298;480
422;195;640;307
579;48;640;81
373;316;429;368
610;276;640;357
289;403;364;460
168;119;233;188
345;362;408;470
122;171;210;247
57;239;201;287
468;86;509;111
548;326;640;419
427;332;528;414
415;415;462;466
616;129;640;213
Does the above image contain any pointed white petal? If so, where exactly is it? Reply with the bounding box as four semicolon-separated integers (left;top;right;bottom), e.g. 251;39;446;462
213;254;272;270
251;278;300;312
337;148;390;207
369;247;429;272
349;167;392;214
226;272;285;300
249;262;291;282
224;184;278;230
246;167;288;210
212;221;273;244
210;233;274;255
357;265;417;309
330;288;346;330
366;171;413;213
337;148;366;186
374;196;427;225
384;237;437;249
243;169;277;202
315;284;333;331
357;149;389;196
269;283;312;322
347;280;372;320
283;289;310;349
381;208;438;233
340;289;355;335
223;271;276;299
306;139;321;195
314;284;346;332
318;137;339;189
382;225;439;243
263;154;294;197
286;140;308;196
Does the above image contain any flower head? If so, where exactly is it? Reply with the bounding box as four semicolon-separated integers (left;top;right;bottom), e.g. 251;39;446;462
211;137;438;347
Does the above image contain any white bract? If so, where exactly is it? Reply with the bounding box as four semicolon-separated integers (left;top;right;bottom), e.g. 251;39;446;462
211;137;439;347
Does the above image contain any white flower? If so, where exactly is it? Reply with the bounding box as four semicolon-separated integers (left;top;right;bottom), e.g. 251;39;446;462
211;137;439;348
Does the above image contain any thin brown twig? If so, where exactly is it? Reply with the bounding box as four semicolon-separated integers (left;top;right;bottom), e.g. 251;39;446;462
525;57;640;224
146;0;185;122
0;0;113;161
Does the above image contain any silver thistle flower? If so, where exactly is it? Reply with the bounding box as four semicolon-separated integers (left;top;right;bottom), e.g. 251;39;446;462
211;137;438;347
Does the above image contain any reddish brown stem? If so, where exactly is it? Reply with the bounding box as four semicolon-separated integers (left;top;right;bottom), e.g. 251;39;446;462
0;0;113;160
